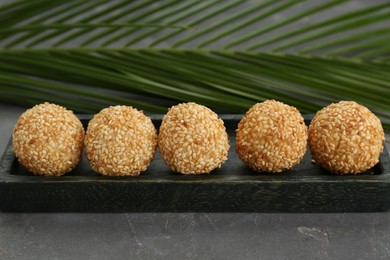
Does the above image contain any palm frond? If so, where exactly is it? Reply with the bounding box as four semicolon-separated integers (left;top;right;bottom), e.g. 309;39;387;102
0;0;389;130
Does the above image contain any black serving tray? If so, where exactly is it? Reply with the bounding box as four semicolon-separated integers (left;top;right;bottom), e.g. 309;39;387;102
0;115;389;213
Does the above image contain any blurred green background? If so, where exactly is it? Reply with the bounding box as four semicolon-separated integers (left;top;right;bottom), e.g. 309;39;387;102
0;0;389;129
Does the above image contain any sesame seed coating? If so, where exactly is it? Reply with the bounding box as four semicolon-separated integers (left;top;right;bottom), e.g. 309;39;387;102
308;101;384;175
158;102;230;175
12;102;84;176
236;100;308;173
84;106;157;176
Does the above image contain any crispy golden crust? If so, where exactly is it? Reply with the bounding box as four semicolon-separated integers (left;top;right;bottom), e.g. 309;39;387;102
12;102;84;176
84;106;157;176
158;102;230;175
308;101;384;175
236;100;308;173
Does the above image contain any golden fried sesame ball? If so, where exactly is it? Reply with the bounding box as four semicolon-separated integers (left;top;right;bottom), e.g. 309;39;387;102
84;106;157;176
12;102;84;176
308;101;384;175
236;100;308;173
159;102;230;175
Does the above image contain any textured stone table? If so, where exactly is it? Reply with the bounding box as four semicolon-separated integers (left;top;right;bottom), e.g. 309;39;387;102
0;104;389;260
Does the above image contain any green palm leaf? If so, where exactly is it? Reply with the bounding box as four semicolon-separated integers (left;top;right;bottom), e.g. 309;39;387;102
0;0;389;130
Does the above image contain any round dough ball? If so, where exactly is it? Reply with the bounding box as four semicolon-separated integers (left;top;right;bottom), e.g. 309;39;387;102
158;102;230;174
12;102;84;176
236;100;308;172
84;106;157;176
308;101;384;175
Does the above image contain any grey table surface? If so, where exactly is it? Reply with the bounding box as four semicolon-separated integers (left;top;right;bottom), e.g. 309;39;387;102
0;104;389;260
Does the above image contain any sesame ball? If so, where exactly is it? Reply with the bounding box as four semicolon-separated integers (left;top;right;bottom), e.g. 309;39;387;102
84;106;157;176
158;102;230;175
308;101;384;175
236;100;308;173
12;102;84;176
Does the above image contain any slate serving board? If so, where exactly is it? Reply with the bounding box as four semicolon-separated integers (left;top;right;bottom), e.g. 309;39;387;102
0;115;389;213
